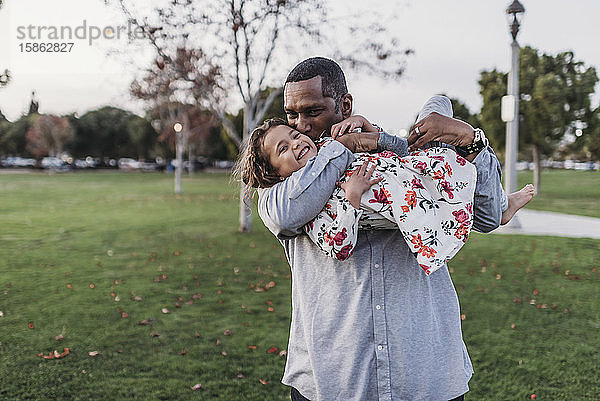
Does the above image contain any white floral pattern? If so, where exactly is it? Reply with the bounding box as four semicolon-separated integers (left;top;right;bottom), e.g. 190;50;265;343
304;139;477;275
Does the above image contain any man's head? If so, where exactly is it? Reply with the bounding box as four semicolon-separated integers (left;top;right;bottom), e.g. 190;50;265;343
284;57;353;140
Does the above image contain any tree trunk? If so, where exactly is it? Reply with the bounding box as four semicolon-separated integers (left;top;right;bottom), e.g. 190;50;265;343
188;146;194;178
239;104;253;232
174;131;183;194
532;144;541;195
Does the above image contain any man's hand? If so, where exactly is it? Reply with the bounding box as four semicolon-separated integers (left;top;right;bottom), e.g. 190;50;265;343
331;115;377;139
338;161;383;209
408;112;475;151
335;132;380;153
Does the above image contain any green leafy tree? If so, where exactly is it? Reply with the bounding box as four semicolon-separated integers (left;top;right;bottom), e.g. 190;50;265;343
0;115;34;156
478;46;598;192
71;106;157;159
478;69;508;152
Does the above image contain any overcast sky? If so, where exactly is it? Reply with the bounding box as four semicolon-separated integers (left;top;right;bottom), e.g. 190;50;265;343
1;0;599;134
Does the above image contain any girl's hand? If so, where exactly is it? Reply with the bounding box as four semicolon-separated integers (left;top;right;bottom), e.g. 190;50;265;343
331;115;377;139
338;161;383;209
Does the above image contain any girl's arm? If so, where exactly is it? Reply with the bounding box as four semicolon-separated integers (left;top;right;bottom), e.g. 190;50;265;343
258;140;356;239
304;199;362;261
303;160;382;261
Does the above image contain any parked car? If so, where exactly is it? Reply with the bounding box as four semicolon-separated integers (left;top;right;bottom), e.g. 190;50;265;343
118;158;141;170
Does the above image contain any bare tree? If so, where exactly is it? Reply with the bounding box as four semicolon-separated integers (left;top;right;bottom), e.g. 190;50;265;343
131;48;221;193
106;0;412;231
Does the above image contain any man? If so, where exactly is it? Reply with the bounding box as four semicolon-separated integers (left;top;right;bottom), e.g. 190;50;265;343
258;57;503;401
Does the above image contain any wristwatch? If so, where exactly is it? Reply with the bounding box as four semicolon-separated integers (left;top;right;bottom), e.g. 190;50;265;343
456;128;488;157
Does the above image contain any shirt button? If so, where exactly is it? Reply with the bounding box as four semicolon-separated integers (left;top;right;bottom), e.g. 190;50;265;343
376;305;381;310
312;172;316;176
377;345;383;351
374;263;380;268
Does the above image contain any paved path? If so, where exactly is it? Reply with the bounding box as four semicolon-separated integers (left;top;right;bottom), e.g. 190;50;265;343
492;209;600;239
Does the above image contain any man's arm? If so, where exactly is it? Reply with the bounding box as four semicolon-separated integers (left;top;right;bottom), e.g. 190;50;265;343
258;140;356;239
333;96;453;158
409;95;502;232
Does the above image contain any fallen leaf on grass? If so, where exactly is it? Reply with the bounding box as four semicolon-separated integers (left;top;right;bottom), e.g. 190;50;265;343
236;373;244;378
221;351;228;356
38;348;69;359
150;332;160;337
279;349;287;357
66;283;73;289
134;296;143;302
190;383;203;390
179;349;187;356
192;293;203;299
268;307;274;312
266;346;278;354
185;300;194;305
121;312;129;318
0;311;3;317
161;308;170;314
55;334;64;341
89;283;95;289
223;329;232;336
194;332;201;338
460;314;466;321
259;379;268;385
137;319;152;326
88;351;99;357
247;345;257;350
28;322;34;329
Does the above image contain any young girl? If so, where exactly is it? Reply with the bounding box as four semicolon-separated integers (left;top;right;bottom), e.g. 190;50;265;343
236;118;533;275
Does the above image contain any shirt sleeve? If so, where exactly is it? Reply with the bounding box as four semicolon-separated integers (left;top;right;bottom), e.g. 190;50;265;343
304;199;363;261
470;146;503;233
258;140;356;239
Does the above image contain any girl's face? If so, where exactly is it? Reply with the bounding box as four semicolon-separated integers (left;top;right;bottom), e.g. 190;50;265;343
262;125;318;179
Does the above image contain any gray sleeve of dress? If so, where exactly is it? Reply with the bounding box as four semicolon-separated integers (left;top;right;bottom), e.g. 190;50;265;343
257;140;356;239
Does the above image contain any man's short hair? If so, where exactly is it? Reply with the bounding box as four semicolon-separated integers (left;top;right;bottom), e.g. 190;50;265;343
285;57;348;113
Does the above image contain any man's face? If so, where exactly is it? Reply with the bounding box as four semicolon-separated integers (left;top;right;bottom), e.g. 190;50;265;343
284;76;345;140
262;125;318;179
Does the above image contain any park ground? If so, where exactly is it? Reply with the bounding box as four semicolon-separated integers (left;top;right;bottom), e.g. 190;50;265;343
0;170;599;400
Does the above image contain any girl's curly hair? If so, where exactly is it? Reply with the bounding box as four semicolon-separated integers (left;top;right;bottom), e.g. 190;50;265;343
233;117;290;189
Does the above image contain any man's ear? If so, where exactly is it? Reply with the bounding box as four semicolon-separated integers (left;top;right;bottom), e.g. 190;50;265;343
340;93;353;118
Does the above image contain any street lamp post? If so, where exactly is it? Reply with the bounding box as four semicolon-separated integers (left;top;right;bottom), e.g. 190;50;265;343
174;122;183;194
503;0;525;227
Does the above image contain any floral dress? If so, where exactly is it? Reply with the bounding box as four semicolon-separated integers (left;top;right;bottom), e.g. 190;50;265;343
303;138;477;275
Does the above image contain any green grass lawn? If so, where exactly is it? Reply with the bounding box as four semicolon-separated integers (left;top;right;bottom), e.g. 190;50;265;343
0;171;598;400
517;169;600;218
